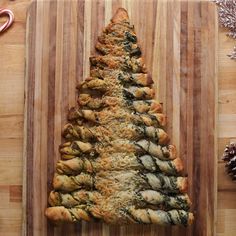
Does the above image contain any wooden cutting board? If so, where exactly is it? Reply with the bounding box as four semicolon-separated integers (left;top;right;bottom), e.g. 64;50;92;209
23;0;218;235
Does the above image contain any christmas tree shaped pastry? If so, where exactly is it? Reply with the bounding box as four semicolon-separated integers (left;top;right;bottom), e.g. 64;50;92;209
45;8;194;226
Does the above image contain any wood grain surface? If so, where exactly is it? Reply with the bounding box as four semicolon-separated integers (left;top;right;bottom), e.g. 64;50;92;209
217;29;236;235
3;0;236;236
0;1;30;235
23;0;218;235
2;1;236;236
5;0;236;236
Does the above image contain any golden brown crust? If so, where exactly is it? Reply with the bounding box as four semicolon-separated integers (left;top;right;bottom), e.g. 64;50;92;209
45;206;91;223
48;191;61;206
169;144;177;159
188;213;194;225
173;157;184;173
90;55;147;73
111;8;129;23
185;194;192;207
178;177;188;193
45;206;73;223
158;129;170;145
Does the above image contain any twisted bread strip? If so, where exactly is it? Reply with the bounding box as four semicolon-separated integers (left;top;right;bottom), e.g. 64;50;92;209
143;173;187;193
59;141;96;159
67;108;166;127
77;93;162;113
56;157;94;174
53;172;187;194
49;190;101;207
79;82;155;100
53;173;94;192
132;100;162;113
118;72;153;86
62;123;169;144
96;41;141;57
45;206;193;225
127;207;194;226
79;77;107;91
48;189;190;211
139;190;191;210
45;206;91;223
138;155;183;175
56;155;183;176
59;139;177;161
90;69;153;87
134;140;177;160
98;30;137;45
62;124;95;141
90;55;147;73
123;86;155;100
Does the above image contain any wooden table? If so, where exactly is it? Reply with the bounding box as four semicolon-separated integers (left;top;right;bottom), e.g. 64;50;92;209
0;0;235;235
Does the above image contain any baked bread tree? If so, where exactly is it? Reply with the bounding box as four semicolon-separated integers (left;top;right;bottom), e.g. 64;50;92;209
45;8;194;226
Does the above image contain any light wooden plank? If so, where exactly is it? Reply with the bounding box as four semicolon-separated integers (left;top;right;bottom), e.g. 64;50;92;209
0;44;25;78
217;209;236;236
0;115;23;139
218;162;236;191
219;114;236;138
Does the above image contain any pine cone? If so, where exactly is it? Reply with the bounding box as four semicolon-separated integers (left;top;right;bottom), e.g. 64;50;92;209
222;142;236;180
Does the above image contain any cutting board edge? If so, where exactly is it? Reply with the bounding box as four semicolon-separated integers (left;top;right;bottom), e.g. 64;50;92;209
22;1;37;235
